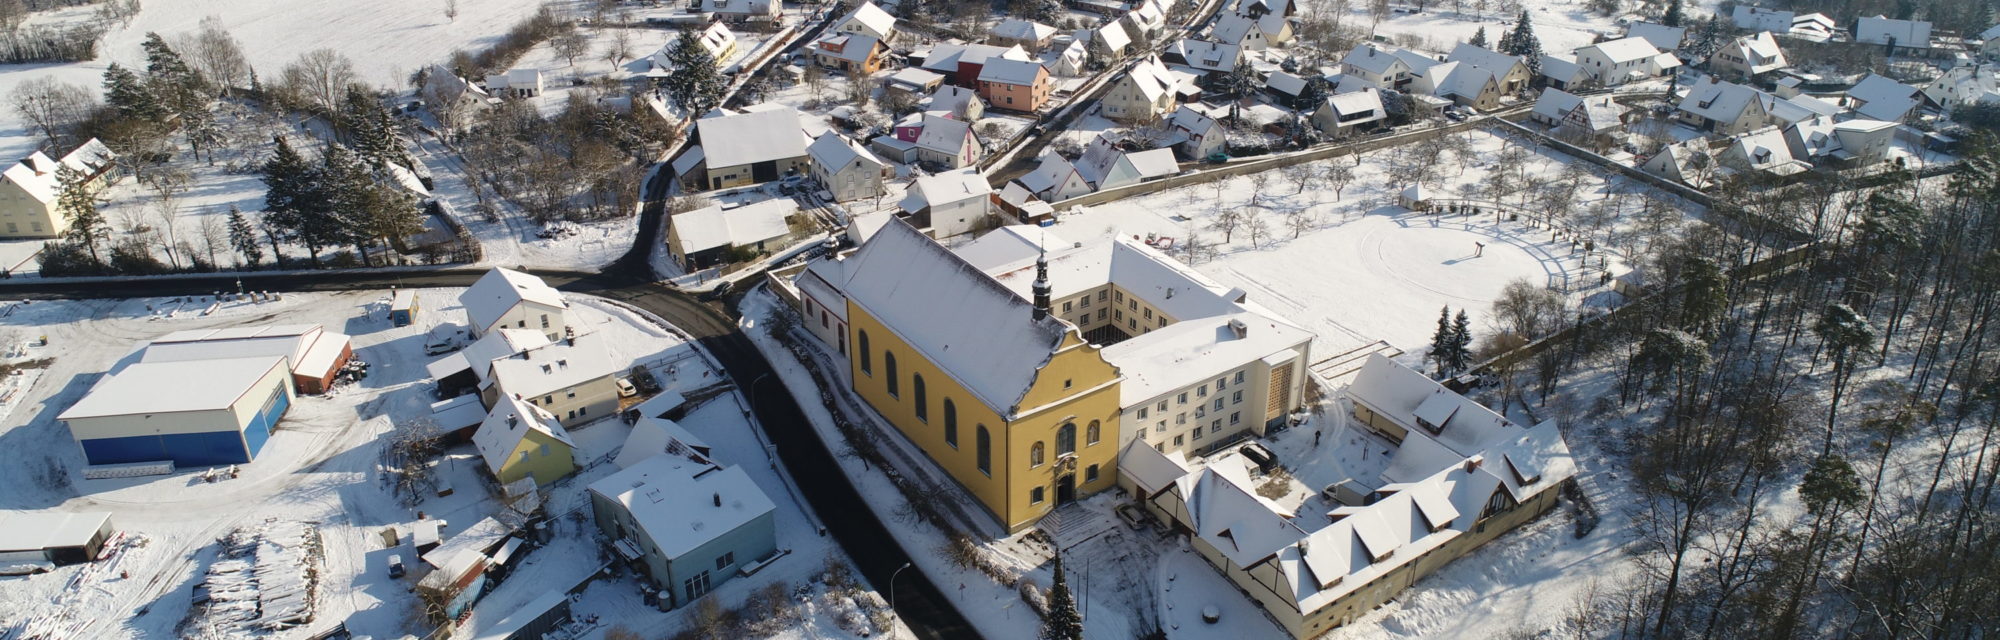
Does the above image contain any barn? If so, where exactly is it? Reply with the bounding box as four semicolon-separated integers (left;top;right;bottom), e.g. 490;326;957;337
59;356;295;466
141;324;354;395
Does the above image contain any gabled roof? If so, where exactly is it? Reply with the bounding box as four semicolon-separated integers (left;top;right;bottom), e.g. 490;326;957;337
484;332;625;398
588;456;775;560
427;328;551;382
1167;39;1242;73
1847;73;1922;121
473;394;574;476
1341;44;1428;76
1677;77;1773;125
1533;87;1585;120
992;17;1056;43
1170;104;1224;135
58;356;288;420
1097;21;1132;52
808;133;885;173
1123;55;1179;102
922;42;1030;73
840;1;897;37
1725;127;1808;175
1119;438;1190;497
1;151;61;203
1264;70;1308;96
887;67;945;90
1579;36;1661;64
1017;153;1081;195
901;167;991;211
913;114;974;154
952;224;1065;271
1320;88;1384;118
695;105;811;169
812;33;882;63
836;217;1072;413
1540;54;1585;82
673;198;796;254
1854;15;1930;47
978;57;1047;86
924;85;982;118
1211;12;1288;45
1626;22;1686;51
463;268;567;334
1169;459;1303;567
615;416;712;469
1723;32;1788;74
1445;43;1523;77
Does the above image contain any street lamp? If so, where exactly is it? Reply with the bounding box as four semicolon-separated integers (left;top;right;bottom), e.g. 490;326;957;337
890;562;913;623
748;372;771;406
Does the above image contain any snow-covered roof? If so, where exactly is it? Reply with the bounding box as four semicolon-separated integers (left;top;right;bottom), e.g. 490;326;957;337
1725;127;1809;175
1097;21;1132;52
1540;54;1584;82
952;224;1065;272
1210;12;1288;46
922;42;1030;73
0;512;110;553
701;0;778;17
1847;73;1923;121
811;33;882;63
695;106;811;169
1320;88;1384;120
1785;93;1843;118
615;416;712;469
1170;104;1224;136
672;198;796;255
901;167;991;212
1126;148;1178;179
1;151;62;203
1016;153;1080;196
472;394;575;477
59;356;287;420
427;328;551;382
1923;64;2000;107
463;268;567;335
1264;70;1307;96
589;456;775;560
978;57;1046;86
1118;437;1190;498
1678;77;1775;125
1723;32;1788;74
887;67;945;90
807;133;885;173
1445;43;1522;76
1533;88;1585;120
1626;22;1686;51
146;324;351;378
1854;15;1930;47
1101;310;1311;406
430;394;488;432
913;114;974;155
1168;39;1242;73
839;1;897;37
1732;6;1793;32
1581;36;1661;64
1341;44;1430;76
1168;458;1304;567
992;18;1056;43
1122;55;1179;102
834;218;1073;414
483;332;624;399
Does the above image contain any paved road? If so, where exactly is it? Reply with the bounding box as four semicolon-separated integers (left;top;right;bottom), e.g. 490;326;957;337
0;253;978;640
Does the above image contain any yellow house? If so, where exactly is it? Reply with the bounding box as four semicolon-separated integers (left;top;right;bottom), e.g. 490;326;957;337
473;393;578;486
840;219;1124;533
0;139;116;239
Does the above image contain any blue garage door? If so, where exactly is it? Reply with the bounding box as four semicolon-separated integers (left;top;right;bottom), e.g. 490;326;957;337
240;387;288;460
78;384;290;467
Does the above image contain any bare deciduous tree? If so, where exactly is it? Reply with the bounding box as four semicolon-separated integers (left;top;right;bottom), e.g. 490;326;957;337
280;48;359;115
10;77;96;149
176;16;251;95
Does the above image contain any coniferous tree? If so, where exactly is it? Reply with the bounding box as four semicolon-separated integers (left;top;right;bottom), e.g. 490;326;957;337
1040;553;1083;640
1447;309;1473;374
1662;0;1685;27
340;87;409;171
662;26;725;117
1499;12;1543;77
1427;305;1454;376
226;205;262;268
260;135;338;267
102;63;166;123
318;143;378;263
142;32;205;111
55;165;108;264
1469;26;1489;48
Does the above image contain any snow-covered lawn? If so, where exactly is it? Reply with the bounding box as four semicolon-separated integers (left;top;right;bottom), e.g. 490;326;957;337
1315;0;1623;57
0;286;891;638
1051;127;1683;365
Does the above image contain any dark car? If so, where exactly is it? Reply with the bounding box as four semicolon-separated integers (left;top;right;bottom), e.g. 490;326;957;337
387;554;405;579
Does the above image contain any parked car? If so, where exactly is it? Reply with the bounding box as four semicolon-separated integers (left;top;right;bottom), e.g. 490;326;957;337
386;554;405;579
615;378;638;398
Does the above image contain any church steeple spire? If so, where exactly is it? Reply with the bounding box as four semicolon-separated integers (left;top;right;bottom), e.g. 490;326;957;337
1031;250;1052;321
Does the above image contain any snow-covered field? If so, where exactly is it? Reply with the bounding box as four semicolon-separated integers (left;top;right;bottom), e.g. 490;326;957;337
1316;0;1623;57
0;285;894;639
0;0;594;160
1051;127;1682;364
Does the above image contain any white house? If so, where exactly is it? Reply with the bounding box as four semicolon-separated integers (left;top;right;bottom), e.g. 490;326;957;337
1626;22;1686;51
1539;55;1590;90
463;267;569;341
1210;12;1292;50
1166;105;1228;159
1845;73;1926;122
0;138;115;239
1094;20;1133;57
1784;117;1897;167
589;454;777;610
834;1;898;43
1102;55;1181;123
1165;39;1243;75
701;0;781;23
912;114;982;168
1073;134;1177;191
652;23;738;72
1015;152;1094;201
1922;64;2000;108
899;168;995;238
1310;88;1386;134
1445;43;1529;95
991;18;1057;50
1676;77;1791;136
1711;32;1788;77
807;134;889;202
1854;16;1930;50
484;69;544;98
1641;140;1713;187
1718;127;1812;179
480;331;626;426
1574;37;1679;86
667;198;797;269
1339;44;1437;90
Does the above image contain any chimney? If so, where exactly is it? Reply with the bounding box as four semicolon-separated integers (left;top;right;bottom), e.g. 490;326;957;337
1228;318;1247;338
1031;251;1052;321
712;493;722;507
1464;455;1485;473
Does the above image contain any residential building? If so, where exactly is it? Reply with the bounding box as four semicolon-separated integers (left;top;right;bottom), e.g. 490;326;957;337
462;267;569;341
140;325;354;395
1264;71;1313;109
676;106;812;190
1981;24;2000;55
913;114;983;168
1854;15;1930;50
484;69;545;98
1120;0;1168;39
1165;104;1228;160
1338;44;1437;90
1538;55;1589;90
791;219;1313;532
615;416;712;470
1573;37;1679;86
590;454;777;609
1784;116;1896;167
473;394;578;486
60;356;294;466
428;328;553;399
923;85;986;120
1094;21;1133;58
667;198;797;270
833;1;897;43
1845;73;1926;122
652;22;738;71
1102;56;1182;123
1790;13;1836;41
1641;140;1713;187
807;134;890;202
1445;43;1529;95
1920;63;2000;108
978;58;1053;112
480;332;624;427
809;33;886;74
700;0;780;24
1412;61;1503;109
0;138;115;239
1533;89;1630;149
1053;39;1089;76
990;18;1057;50
1310;88;1386;134
1718;127;1812;179
1626;22;1686;51
1675;78;1790;136
1711;32;1788;78
898;168;994;238
1132;355;1573;639
921;42;1031;87
885;67;946;97
1164;39;1244;76
1210;12;1292;50
1073;135;1178;191
1015;152;1094;202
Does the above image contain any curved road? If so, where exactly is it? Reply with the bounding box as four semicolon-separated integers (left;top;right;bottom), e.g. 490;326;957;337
0;208;978;639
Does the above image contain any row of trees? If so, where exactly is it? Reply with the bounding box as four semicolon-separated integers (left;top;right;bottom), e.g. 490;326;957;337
259;135;423;268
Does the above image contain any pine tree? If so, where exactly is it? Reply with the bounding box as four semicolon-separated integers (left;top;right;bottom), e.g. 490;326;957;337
55;165;108;264
1040;553;1083;640
1470;26;1489;48
1427;305;1454;376
318;143;379;264
103;63;166;123
260;135;336;267
1447;309;1473;374
1501;12;1543;77
1662;0;1685;27
341;87;409;171
227;206;263;268
662;26;725;117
